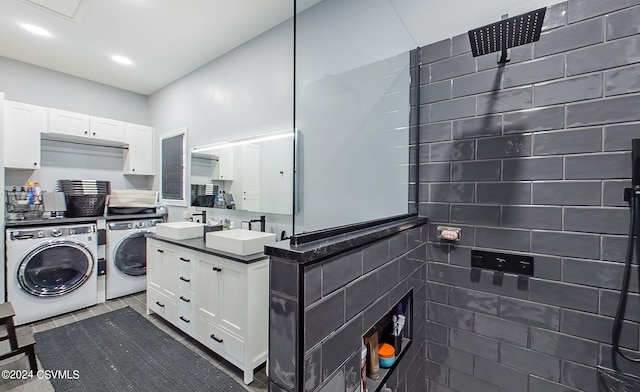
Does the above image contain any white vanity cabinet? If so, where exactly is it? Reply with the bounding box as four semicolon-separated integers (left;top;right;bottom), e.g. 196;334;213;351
3;100;46;169
146;238;269;384
124;123;154;175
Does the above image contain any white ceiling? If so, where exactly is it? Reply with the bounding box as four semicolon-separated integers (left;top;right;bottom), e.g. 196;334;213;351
0;0;559;97
0;0;310;95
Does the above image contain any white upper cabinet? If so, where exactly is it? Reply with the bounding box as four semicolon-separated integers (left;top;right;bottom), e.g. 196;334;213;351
124;123;154;175
47;108;125;144
47;108;90;138
4;100;46;169
216;147;234;180
89;116;125;143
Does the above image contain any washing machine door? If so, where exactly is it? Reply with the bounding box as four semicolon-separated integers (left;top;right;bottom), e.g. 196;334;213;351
18;240;95;297
113;231;148;276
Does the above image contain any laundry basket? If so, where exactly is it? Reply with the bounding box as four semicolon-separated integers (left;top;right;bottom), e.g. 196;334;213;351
65;194;107;217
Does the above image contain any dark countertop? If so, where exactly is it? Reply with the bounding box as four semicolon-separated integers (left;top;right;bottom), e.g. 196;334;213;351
264;216;428;265
146;233;269;264
5;216;100;228
105;213;166;222
4;213;166;228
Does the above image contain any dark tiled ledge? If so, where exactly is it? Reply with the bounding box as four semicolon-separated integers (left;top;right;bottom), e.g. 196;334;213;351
264;215;427;265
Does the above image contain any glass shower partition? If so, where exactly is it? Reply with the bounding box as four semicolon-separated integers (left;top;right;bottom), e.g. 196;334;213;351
294;0;419;234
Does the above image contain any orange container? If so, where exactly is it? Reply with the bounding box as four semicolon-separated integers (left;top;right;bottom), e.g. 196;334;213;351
378;343;395;368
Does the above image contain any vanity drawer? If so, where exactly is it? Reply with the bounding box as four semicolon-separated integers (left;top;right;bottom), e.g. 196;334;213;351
177;269;194;291
196;318;245;367
176;290;197;313
147;289;176;323
176;309;196;335
176;252;195;271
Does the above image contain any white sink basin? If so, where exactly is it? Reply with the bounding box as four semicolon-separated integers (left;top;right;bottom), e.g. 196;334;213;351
206;229;276;256
155;221;204;240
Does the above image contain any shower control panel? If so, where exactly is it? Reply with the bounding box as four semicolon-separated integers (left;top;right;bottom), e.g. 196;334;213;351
471;250;534;276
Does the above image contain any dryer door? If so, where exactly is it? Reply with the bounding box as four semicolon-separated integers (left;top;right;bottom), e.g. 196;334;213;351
18;240;95;297
113;231;148;276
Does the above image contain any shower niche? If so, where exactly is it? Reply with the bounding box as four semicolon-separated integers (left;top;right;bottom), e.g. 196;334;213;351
362;290;413;392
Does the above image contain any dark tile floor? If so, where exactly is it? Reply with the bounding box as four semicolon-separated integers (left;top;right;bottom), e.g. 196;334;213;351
0;293;268;392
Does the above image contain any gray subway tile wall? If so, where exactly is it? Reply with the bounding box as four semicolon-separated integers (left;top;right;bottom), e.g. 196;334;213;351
299;226;427;392
418;4;640;390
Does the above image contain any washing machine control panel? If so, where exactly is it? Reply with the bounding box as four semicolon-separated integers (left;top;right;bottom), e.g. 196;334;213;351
9;224;96;240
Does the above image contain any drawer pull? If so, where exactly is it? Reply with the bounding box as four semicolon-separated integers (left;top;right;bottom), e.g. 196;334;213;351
179;276;191;283
179;296;191;303
179;316;191;323
212;267;221;272
179;257;191;262
155;301;165;308
157;249;164;253
210;334;223;343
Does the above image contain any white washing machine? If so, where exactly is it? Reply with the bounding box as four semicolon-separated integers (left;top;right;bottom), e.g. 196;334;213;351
105;218;163;300
6;224;98;326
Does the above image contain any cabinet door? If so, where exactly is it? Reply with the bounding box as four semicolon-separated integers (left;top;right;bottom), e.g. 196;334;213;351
48;108;90;138
147;240;164;292
241;144;261;211
218;257;246;337
218;147;234;180
196;255;220;324
4;101;44;169
125;123;154;175
90;116;124;143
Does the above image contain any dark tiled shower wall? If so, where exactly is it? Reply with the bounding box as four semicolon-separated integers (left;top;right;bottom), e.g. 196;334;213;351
418;1;640;391
269;225;427;392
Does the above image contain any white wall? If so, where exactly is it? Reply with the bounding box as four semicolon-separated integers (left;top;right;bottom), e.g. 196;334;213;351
392;0;561;47
148;19;294;236
0;56;149;124
148;20;293;147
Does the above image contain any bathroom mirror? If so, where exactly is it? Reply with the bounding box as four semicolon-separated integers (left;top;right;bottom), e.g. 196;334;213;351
190;130;294;215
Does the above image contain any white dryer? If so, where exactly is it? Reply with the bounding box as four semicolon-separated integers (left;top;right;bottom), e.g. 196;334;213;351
6;224;98;326
105;218;163;300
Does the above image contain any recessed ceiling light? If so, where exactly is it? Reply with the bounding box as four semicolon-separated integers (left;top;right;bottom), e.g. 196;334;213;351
111;55;133;65
19;23;51;37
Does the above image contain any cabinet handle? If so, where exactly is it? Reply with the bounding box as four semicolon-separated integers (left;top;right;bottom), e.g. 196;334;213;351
92;132;96;136
179;316;191;323
212;267;221;272
157;249;164;253
84;131;88;135
179;257;191;262
210;334;223;343
33;162;37;166
155;301;165;308
179;296;191;303
132;168;135;172
179;276;190;283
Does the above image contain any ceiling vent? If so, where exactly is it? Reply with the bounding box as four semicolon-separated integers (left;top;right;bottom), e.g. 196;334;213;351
20;0;86;22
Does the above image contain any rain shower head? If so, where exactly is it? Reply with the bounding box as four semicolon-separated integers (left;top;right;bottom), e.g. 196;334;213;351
468;7;546;64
